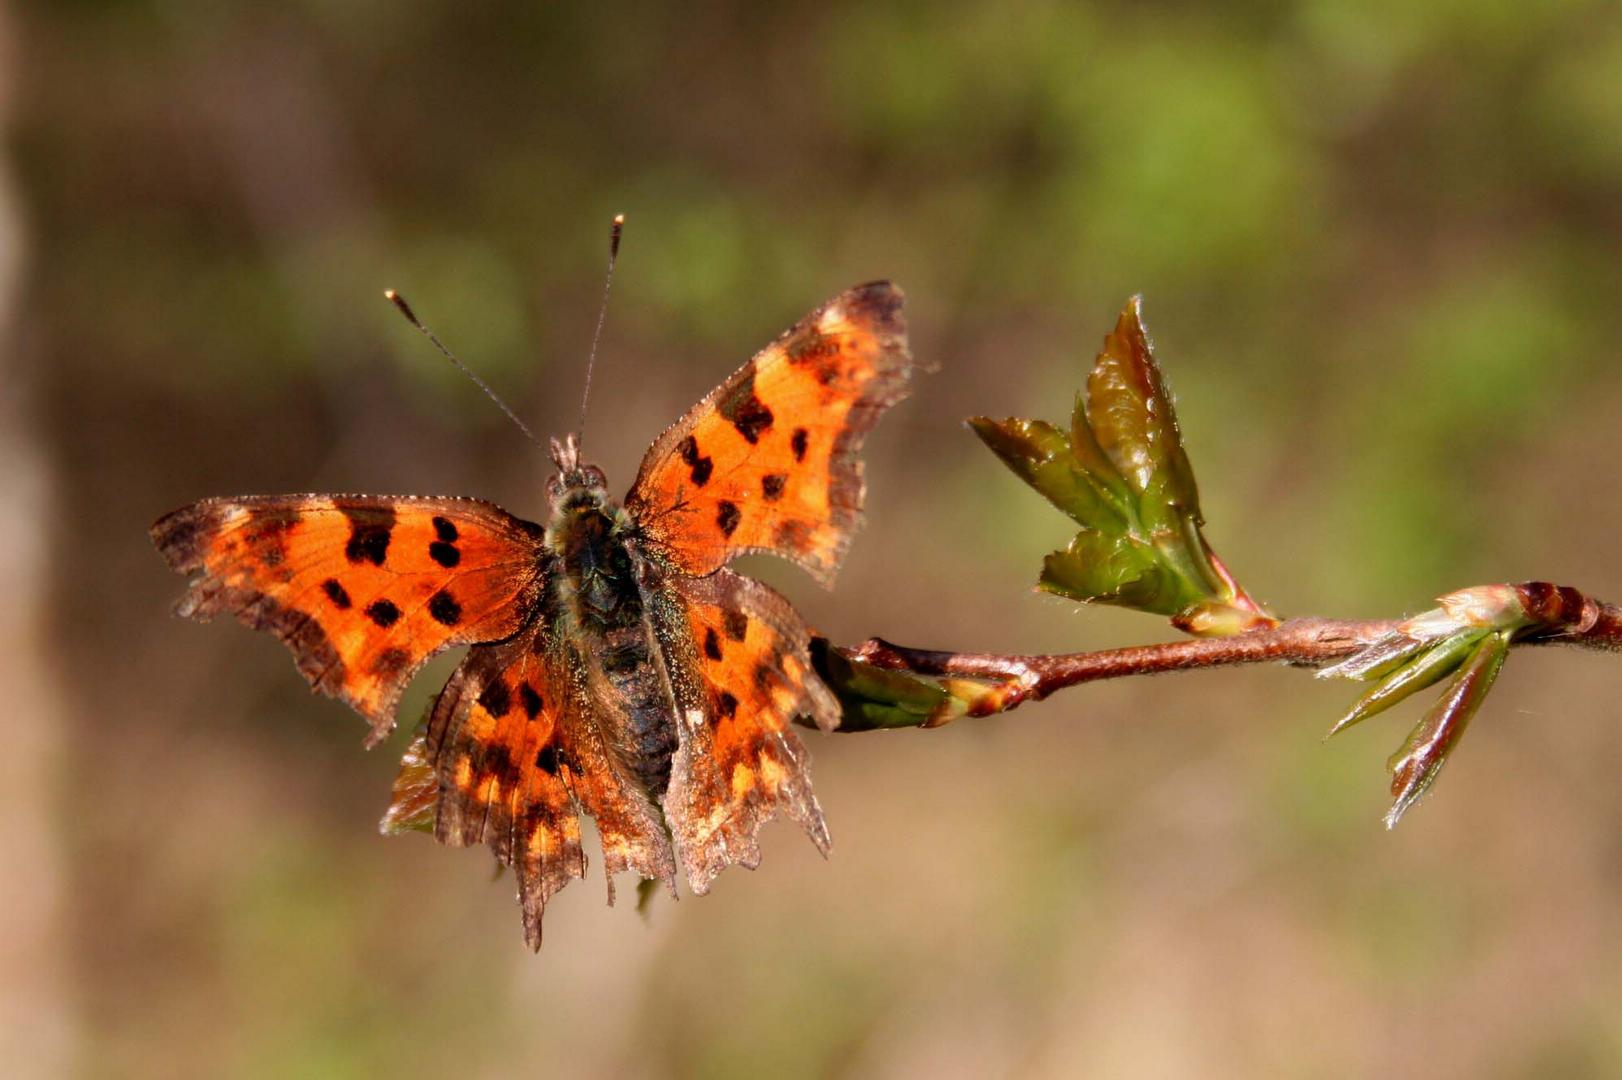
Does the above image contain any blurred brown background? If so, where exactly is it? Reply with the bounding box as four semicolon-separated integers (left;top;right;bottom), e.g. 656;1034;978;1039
6;1;1622;1076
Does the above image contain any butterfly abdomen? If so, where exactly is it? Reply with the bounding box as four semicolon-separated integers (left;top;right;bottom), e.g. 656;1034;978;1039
597;623;679;797
551;497;679;799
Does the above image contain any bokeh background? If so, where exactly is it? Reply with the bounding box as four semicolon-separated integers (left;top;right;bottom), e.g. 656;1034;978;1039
5;2;1622;1076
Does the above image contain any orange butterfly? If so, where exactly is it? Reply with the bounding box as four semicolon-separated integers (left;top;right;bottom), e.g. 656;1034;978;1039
151;281;918;948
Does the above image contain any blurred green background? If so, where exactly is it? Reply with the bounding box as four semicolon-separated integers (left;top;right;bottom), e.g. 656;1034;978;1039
5;1;1622;1076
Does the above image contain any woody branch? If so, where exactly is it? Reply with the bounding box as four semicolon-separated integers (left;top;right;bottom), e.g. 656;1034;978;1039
842;589;1622;717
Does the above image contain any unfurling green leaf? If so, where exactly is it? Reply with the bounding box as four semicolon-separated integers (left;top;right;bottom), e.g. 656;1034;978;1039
809;638;961;731
1384;629;1510;828
809;640;1050;730
1327;628;1486;737
967;416;1129;530
1316;583;1586;825
1085;296;1201;517
970;296;1276;636
1039;531;1186;613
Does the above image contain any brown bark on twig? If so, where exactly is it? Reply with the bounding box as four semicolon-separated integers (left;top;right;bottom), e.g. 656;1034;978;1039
845;591;1622;718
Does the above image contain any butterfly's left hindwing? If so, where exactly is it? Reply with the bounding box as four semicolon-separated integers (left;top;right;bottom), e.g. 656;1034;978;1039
152;495;547;745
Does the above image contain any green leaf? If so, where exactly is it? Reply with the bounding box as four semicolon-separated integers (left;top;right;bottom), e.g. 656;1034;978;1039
1038;531;1191;614
1068;390;1124;493
967;416;1129;529
1085;296;1201;520
970;296;1276;635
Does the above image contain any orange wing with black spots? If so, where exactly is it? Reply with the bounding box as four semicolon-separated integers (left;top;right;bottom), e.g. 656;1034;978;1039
625;281;919;585
660;568;839;894
420;621;582;950
419;617;676;948
151;495;547;747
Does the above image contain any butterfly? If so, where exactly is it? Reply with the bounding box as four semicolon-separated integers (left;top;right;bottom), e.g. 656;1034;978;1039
151;281;918;949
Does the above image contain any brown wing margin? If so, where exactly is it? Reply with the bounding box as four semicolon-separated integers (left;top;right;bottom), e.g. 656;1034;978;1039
151;494;547;746
625;281;920;585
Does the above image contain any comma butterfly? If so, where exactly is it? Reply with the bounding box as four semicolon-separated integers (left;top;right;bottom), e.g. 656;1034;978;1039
151;276;918;948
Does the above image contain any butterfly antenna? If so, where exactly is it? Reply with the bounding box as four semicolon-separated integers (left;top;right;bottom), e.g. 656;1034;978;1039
383;289;547;452
576;212;624;450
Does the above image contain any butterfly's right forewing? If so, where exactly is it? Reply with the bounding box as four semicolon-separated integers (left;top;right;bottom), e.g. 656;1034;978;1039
152;495;548;746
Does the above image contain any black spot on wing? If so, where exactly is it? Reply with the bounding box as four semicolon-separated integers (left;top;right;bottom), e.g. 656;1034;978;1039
761;473;787;501
716;691;738;721
518;682;543;720
343;506;396;567
722;609;748;642
321;578;352;610
478;678;512;718
703;627;723;661
791;427;809;462
429;541;461;568
678;434;714;487
428;590;462;626
718;370;775;444
432;516;459;542
716;500;741;538
535;744;559;775
365;598;401;628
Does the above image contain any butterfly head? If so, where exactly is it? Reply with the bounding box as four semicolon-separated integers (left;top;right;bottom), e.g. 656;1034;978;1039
547;433;608;505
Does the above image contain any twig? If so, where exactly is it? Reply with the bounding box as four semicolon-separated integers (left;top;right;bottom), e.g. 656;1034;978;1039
840;588;1622;721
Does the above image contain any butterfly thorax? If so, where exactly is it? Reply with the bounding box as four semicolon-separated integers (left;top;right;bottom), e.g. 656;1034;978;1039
548;493;634;625
545;479;679;799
